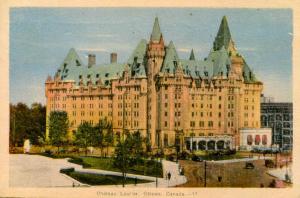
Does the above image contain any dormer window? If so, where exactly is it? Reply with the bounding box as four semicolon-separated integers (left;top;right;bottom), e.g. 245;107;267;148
87;74;91;78
105;73;109;77
96;74;99;78
79;75;82;79
204;71;208;76
63;63;67;69
76;60;81;66
173;61;177;67
65;69;69;73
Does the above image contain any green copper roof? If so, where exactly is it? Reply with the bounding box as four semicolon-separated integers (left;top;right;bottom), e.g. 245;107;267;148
56;49;125;86
207;47;231;76
189;49;195;60
127;39;147;77
150;17;162;42
243;59;257;83
161;41;180;73
180;59;214;78
213;16;232;51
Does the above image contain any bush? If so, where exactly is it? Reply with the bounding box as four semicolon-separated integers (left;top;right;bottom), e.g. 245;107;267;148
44;149;52;155
178;151;189;160
60;167;75;174
68;157;91;168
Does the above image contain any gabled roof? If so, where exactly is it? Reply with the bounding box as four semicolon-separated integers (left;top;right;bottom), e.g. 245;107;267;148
207;47;231;76
150;17;162;42
213;16;232;51
127;39;147;77
189;49;195;60
243;59;257;83
161;41;180;73
56;49;125;86
180;59;214;78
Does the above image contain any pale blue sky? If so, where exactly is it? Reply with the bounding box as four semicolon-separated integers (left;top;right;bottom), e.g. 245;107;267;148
10;8;292;105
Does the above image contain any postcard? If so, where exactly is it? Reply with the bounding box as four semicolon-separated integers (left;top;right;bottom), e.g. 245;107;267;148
0;0;299;198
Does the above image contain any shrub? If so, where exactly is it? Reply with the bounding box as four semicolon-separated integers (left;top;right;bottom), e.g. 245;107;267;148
178;151;189;160
60;167;75;174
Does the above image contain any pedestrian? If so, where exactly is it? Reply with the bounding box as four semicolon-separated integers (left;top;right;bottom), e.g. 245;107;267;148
168;172;172;180
134;177;137;186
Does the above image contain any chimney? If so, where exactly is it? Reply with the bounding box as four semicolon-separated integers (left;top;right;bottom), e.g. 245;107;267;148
88;54;96;67
110;53;117;63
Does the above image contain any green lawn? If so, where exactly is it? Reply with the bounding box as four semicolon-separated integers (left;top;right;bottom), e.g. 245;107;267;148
68;156;163;178
66;171;152;185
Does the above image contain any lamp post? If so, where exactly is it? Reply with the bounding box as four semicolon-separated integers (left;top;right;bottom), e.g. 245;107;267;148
204;160;207;187
121;89;129;188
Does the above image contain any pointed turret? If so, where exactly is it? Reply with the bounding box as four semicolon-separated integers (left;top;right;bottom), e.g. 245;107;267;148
189;49;195;60
150;17;162;42
213;16;232;51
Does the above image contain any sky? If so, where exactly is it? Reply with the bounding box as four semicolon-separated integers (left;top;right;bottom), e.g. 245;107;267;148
10;8;292;105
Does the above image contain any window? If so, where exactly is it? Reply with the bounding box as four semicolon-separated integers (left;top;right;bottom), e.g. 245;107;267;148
199;121;204;127
218;112;221;117
165;112;168;116
165;121;168;127
219;96;222;100
255;135;261;145
208;121;213;127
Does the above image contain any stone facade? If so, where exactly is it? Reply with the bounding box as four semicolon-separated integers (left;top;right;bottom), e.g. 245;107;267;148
239;128;272;151
45;16;263;151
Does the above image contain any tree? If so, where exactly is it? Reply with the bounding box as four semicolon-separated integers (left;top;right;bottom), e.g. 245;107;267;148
131;131;144;165
9;103;46;148
75;121;98;156
29;103;46;145
94;121;105;156
48;111;68;153
102;119;113;157
113;136;131;187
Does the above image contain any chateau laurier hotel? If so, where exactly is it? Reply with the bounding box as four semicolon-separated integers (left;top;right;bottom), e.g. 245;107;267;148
45;16;265;152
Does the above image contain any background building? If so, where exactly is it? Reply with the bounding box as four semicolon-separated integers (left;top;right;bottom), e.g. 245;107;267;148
261;102;293;151
45;16;263;152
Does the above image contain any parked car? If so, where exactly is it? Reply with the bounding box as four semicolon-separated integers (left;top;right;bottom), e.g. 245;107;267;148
245;162;255;169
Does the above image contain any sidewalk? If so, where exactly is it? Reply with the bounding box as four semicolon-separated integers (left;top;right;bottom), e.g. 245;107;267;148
9;154;187;188
75;159;187;188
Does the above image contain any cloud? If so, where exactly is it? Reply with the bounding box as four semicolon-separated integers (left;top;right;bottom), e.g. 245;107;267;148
87;33;115;38
77;47;109;52
177;48;191;53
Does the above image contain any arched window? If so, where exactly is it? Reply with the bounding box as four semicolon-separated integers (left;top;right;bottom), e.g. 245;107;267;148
255;135;261;145
247;135;253;145
262;135;267;145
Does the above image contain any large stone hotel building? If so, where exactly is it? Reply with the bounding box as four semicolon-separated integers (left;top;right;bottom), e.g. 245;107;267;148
45;16;264;152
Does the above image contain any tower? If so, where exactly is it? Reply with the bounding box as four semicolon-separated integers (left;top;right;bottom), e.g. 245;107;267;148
146;17;165;148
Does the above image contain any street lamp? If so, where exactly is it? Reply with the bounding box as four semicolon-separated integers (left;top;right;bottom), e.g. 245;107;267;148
204;160;207;187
